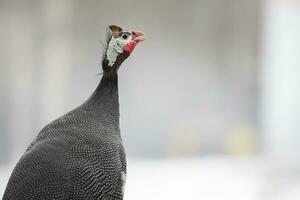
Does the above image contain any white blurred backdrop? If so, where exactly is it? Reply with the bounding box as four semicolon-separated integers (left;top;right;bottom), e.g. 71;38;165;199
0;0;300;199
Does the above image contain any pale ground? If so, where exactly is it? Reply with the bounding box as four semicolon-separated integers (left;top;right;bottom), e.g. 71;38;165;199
1;157;300;200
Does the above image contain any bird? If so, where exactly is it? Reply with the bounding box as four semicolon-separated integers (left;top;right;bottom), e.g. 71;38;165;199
3;24;145;200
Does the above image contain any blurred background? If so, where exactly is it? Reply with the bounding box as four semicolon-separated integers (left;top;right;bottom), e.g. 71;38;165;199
1;0;300;199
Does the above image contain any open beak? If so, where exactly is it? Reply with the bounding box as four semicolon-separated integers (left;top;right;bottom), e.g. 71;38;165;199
132;31;145;43
123;30;145;53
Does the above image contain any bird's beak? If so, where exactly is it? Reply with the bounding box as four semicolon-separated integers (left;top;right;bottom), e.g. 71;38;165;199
123;30;145;53
132;31;145;43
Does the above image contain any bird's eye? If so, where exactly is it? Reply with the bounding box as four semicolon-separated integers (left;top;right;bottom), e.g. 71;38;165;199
122;34;128;39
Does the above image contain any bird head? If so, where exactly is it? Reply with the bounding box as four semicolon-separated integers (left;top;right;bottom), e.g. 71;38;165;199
102;25;145;73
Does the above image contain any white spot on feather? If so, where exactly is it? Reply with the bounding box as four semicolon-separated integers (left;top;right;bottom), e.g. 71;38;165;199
121;171;126;196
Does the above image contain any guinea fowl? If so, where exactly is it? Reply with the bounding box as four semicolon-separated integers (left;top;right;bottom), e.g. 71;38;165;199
3;25;145;200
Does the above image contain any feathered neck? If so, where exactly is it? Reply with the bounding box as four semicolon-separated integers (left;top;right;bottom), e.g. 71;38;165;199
83;69;120;119
81;30;127;119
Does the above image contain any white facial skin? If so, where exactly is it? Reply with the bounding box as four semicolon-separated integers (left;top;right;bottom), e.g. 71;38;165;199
106;33;132;66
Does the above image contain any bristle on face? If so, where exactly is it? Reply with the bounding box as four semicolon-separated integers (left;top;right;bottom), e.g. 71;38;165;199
101;25;145;72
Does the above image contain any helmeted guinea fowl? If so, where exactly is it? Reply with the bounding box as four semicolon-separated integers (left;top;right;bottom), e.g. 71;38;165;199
3;25;145;200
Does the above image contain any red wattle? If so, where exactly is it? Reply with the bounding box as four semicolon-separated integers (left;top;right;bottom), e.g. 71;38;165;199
123;41;137;53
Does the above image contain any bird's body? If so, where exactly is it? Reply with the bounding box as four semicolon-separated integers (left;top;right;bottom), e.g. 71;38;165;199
3;25;144;200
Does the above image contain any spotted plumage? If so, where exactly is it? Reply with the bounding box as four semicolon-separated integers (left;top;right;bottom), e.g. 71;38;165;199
3;25;145;200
